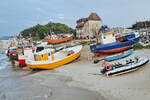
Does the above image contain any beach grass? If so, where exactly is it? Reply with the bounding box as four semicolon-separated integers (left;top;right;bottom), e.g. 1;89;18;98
133;43;150;49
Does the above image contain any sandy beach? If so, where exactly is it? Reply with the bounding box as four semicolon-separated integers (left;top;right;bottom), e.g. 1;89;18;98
1;45;150;100
0;68;105;100
54;45;150;100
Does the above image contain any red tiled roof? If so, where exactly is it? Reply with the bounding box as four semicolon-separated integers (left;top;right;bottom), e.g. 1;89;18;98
76;13;101;28
88;13;101;21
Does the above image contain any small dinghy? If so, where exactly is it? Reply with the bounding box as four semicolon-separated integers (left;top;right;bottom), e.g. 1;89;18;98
105;49;133;62
93;49;133;64
101;57;149;76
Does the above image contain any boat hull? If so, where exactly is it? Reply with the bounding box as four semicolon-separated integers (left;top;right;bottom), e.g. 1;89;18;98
94;46;132;54
101;57;149;76
90;37;139;54
19;59;26;67
26;46;81;69
45;36;73;44
105;49;133;62
107;59;149;76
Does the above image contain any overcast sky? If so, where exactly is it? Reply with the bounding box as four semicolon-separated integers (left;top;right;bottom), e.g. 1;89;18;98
0;0;150;36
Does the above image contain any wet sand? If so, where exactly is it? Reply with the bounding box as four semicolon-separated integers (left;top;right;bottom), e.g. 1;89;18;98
0;51;105;100
0;69;105;100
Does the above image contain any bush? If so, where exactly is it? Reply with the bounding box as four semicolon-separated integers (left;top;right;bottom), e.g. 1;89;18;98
133;43;144;49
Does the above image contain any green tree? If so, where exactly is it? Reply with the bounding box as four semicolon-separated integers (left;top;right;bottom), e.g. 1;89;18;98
20;22;76;40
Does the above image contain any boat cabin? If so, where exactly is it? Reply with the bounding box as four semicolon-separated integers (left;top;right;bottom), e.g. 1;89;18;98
34;49;55;61
116;32;137;42
100;31;116;44
18;48;33;59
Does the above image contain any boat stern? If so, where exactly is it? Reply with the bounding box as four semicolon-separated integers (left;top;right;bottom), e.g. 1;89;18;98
90;44;96;52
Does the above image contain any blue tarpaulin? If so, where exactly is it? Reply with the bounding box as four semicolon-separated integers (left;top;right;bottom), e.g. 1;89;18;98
125;33;135;41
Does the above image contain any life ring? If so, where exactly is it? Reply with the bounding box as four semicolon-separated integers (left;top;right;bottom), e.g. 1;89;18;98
105;64;112;71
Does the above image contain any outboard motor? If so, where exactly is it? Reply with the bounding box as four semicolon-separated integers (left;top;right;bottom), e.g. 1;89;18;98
100;68;107;74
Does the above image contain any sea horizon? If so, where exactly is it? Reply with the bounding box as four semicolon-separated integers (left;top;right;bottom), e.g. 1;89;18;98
0;35;11;40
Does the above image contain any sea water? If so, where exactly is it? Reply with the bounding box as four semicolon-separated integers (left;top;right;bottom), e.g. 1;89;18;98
0;49;7;70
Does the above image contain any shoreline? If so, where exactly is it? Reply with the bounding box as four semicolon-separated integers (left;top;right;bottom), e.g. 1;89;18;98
0;51;107;100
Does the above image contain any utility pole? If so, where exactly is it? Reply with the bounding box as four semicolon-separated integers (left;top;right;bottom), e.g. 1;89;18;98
144;18;148;40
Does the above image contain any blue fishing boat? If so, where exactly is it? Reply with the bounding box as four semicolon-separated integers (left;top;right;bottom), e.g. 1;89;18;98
105;49;133;62
90;32;140;55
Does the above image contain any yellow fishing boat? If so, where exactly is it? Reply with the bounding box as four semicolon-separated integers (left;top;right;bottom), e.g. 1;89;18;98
26;45;82;69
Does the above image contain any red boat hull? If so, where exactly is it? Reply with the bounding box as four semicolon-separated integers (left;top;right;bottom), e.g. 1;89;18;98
19;59;26;67
93;46;132;56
